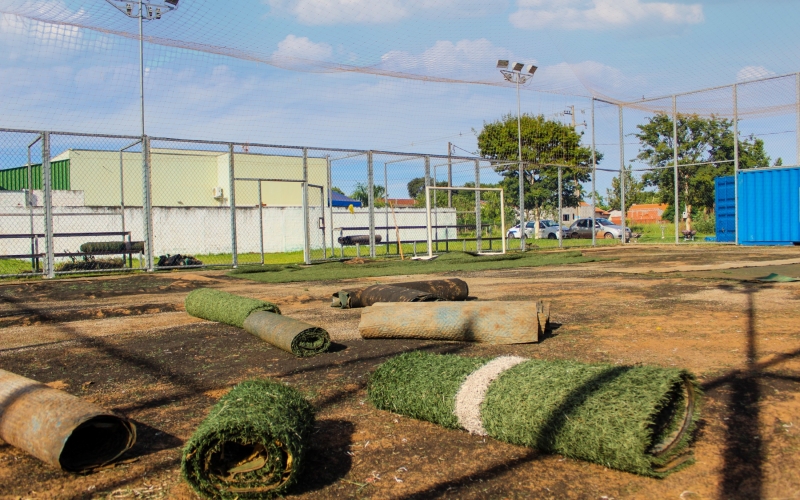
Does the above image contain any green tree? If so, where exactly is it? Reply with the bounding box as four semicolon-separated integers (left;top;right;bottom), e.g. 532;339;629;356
331;186;345;195
406;178;426;199
350;182;386;207
476;114;602;231
606;165;653;211
635;113;769;231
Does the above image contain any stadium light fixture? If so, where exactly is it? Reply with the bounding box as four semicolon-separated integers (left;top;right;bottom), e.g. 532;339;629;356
498;59;537;250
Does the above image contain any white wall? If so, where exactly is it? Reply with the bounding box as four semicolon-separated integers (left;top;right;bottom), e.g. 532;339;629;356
0;190;86;207
0;206;456;259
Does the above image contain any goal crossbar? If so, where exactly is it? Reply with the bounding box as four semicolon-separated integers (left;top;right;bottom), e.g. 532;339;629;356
424;185;505;258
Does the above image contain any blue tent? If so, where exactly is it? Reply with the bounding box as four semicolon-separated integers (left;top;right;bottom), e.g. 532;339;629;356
330;191;362;208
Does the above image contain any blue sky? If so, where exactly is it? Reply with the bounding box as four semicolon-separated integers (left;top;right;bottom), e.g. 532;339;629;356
0;0;799;197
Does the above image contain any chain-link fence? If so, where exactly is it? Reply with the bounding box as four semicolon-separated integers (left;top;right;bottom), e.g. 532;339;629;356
1;70;799;278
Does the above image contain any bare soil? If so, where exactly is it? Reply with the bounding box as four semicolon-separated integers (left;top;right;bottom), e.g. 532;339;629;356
1;245;799;500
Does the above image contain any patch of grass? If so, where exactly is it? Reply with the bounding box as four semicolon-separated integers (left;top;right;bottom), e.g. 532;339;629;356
0;259;35;275
229;250;601;284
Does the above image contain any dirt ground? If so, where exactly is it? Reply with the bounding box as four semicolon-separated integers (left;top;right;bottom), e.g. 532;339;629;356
1;245;799;500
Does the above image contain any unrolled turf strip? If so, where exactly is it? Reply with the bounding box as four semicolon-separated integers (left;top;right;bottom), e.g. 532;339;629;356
368;352;702;477
331;278;469;308
182;379;314;499
185;288;281;328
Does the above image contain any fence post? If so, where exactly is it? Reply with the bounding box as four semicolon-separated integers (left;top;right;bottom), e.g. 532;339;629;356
142;135;155;271
475;159;481;252
558;165;563;249
619;105;626;245
424;156;431;248
673;96;680;245
327;155;334;260
733;84;739;246
42;132;55;279
368;151;375;258
229;143;238;268
303;148;311;264
591;98;597;247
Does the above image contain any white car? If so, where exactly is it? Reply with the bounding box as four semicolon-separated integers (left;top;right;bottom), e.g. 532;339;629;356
506;220;564;239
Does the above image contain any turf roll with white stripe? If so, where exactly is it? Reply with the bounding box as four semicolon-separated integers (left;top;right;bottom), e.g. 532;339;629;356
368;351;702;478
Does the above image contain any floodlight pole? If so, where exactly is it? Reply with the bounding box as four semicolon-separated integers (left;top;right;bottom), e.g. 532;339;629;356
499;61;536;251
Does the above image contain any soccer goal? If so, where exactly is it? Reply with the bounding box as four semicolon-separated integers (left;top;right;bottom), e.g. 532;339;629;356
423;185;506;259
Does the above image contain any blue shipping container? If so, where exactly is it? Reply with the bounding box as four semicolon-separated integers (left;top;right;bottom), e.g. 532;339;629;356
716;166;800;246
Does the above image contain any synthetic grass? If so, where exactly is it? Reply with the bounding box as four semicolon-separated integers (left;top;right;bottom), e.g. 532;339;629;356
181;379;314;499
185;289;281;329
230;250;601;284
368;352;702;478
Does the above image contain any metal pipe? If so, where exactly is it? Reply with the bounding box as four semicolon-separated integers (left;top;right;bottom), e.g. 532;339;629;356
673;96;680;245
591;98;597;247
734;84;740;246
384;161;389;247
517;77;526;251
558;165;563;248
42;132;54;279
367;151;375;258
327;155;334;260
433;163;438;251
447;142;453;208
302;148;310;264
475;159;481;252
27;134;41;272
258;181;264;265
425;185;433;258
229;144;238;268
619;105;626;245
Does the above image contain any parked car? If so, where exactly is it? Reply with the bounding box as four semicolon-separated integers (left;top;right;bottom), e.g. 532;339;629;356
567;218;632;240
506;220;564;239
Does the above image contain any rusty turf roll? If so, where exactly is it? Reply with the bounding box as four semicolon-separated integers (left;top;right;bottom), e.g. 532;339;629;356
182;379;315;499
358;301;550;344
242;311;330;357
331;278;470;308
0;369;136;473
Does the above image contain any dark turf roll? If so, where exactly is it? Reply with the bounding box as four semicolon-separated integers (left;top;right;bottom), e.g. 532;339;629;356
79;241;145;253
331;278;469;308
368;352;702;478
182;379;314;499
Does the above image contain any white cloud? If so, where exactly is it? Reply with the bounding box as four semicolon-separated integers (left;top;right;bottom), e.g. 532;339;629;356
380;38;517;80
510;0;703;30
272;34;333;61
736;65;775;82
266;0;503;25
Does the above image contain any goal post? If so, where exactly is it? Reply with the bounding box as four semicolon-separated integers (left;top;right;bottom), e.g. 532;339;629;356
424;185;505;258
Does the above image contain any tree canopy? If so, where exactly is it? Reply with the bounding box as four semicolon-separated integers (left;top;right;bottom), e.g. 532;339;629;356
476;114;601;219
635;113;769;230
350;182;386;207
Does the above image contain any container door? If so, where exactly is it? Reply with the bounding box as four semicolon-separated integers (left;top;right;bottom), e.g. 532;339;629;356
715;176;735;243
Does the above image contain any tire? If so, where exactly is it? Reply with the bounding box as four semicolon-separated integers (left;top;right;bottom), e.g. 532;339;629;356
570;232;580;239
547;233;557;240
604;232;615;239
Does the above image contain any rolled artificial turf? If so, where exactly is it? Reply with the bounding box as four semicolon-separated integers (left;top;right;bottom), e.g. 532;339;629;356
243;312;330;357
331;278;469;309
79;241;145;254
185;289;281;329
359;301;548;344
368;352;701;478
182;379;314;499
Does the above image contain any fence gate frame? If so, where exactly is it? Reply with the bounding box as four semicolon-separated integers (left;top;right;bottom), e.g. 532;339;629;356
233;177;327;265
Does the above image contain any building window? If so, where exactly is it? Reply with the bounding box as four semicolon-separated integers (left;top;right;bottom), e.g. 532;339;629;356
563;214;570;222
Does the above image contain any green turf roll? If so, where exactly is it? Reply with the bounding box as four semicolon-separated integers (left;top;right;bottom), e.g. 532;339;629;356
79;241;145;254
368;352;702;478
181;379;314;499
185;289;281;328
243;311;330;357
